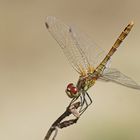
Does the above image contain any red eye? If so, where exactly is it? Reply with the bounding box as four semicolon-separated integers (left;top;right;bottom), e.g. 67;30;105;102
71;87;78;94
67;83;78;94
67;83;74;90
66;83;79;98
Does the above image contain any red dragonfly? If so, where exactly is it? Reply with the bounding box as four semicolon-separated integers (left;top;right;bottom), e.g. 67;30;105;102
45;16;140;116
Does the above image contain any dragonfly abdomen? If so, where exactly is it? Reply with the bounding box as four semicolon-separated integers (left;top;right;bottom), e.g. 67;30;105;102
96;21;134;73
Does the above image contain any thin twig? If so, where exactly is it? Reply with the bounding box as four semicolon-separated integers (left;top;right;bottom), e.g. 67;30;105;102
44;101;80;140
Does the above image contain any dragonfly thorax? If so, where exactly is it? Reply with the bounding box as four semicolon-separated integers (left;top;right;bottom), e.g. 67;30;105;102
65;83;79;98
77;72;99;91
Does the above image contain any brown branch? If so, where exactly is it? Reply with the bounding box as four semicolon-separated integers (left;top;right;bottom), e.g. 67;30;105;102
44;101;80;140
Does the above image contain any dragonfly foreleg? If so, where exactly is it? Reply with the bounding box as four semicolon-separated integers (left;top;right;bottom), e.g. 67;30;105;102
68;96;79;107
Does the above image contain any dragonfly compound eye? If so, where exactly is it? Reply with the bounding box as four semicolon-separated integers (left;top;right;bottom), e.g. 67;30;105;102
66;83;78;98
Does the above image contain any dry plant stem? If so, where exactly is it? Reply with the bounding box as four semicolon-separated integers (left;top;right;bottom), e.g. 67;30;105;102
44;102;80;140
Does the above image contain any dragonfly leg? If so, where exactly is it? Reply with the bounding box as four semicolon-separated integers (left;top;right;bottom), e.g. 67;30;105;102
79;95;88;116
79;92;85;111
79;91;93;116
69;97;78;106
85;91;93;106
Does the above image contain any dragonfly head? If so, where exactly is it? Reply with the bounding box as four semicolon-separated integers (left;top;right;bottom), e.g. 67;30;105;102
65;83;79;98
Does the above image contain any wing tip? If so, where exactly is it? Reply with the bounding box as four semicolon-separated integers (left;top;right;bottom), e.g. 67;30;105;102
45;22;49;29
134;85;140;90
45;16;57;28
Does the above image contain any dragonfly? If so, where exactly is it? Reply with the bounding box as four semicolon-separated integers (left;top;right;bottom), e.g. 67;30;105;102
45;16;140;116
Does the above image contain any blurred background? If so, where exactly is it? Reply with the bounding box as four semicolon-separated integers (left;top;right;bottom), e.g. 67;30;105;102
0;0;140;140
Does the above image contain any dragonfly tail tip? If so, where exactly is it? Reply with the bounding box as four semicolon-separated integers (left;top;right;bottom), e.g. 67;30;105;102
130;21;134;26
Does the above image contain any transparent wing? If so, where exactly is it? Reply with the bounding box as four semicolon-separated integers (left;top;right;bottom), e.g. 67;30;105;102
70;26;106;69
99;68;140;90
45;16;106;75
